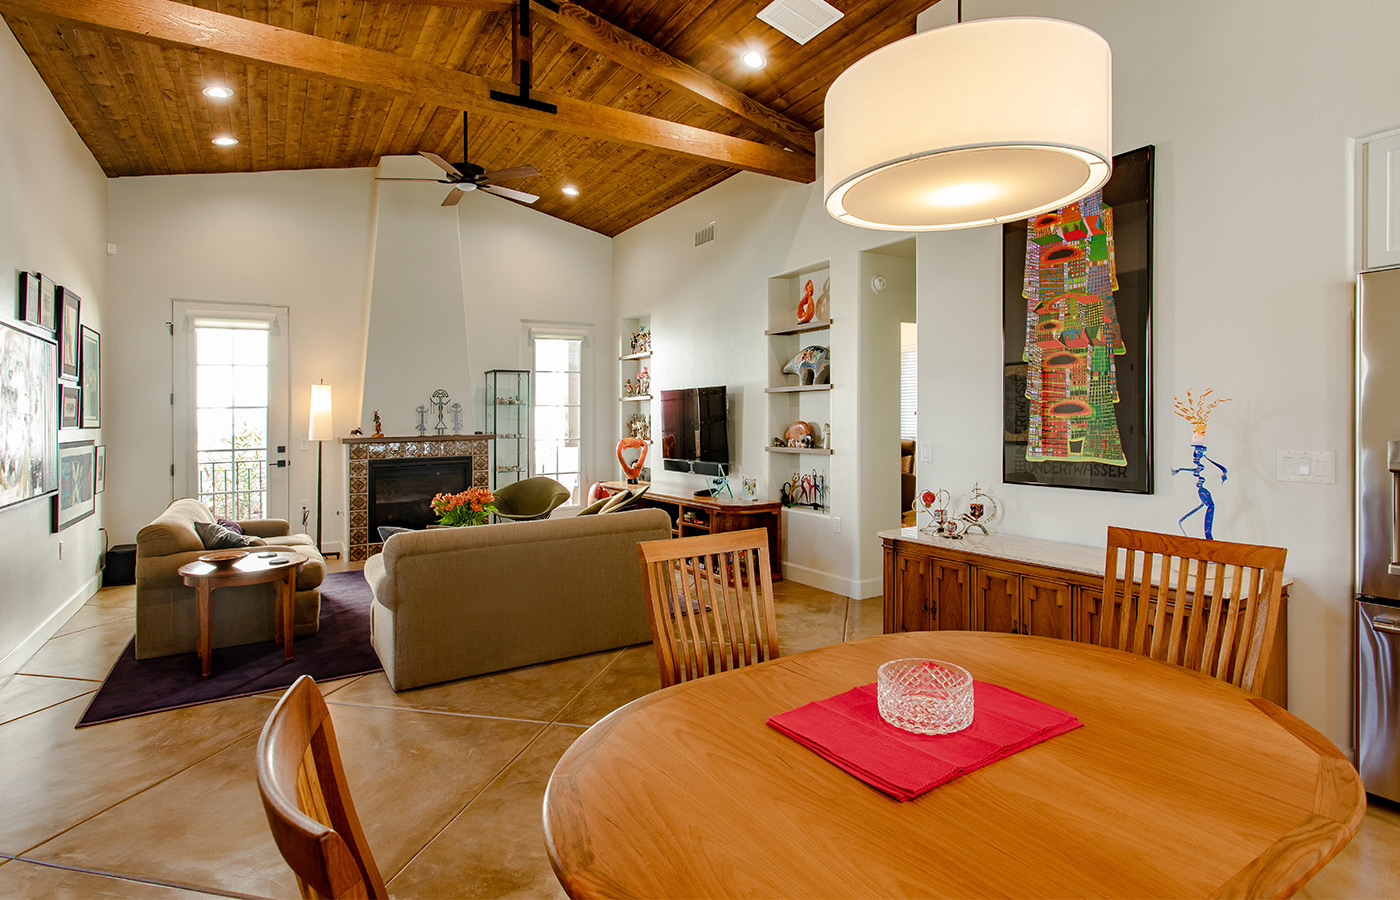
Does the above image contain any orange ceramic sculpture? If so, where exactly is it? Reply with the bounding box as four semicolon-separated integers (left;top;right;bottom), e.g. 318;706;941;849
616;437;648;484
797;279;815;324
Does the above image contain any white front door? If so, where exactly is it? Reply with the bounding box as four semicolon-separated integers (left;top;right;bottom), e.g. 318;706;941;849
172;301;290;520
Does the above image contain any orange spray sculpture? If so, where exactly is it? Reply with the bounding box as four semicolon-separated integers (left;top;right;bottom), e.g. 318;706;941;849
797;279;815;324
616;437;648;484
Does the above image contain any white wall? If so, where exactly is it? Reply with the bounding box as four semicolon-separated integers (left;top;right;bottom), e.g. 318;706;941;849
612;160;916;596
0;23;109;670
915;0;1400;750
107;168;377;550
107;160;615;552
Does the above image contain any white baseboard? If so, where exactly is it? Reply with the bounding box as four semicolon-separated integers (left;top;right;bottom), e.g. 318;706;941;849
0;572;102;677
781;563;882;599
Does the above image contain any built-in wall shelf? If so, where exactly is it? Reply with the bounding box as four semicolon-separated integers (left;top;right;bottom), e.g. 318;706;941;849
766;446;833;455
620;394;653;402
766;384;833;394
618;351;651;361
765;318;833;337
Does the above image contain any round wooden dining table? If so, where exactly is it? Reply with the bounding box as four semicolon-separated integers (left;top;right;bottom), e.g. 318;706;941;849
542;631;1364;899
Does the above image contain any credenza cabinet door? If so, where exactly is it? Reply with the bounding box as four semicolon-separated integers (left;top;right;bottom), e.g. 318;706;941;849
973;567;1020;634
930;559;971;631
893;553;933;632
1023;577;1074;640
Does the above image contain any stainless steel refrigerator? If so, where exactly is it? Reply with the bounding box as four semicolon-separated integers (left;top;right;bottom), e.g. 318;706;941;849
1355;266;1400;803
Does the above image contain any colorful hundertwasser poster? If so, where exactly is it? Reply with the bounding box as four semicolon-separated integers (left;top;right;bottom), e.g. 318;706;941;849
1021;189;1126;467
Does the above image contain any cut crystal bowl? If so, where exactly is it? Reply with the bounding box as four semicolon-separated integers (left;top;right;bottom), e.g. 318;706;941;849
877;658;974;735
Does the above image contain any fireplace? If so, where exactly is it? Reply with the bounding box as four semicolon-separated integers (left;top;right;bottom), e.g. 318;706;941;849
344;435;493;561
368;457;473;537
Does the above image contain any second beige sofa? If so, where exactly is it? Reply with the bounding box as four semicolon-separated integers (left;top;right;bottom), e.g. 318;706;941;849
365;508;671;690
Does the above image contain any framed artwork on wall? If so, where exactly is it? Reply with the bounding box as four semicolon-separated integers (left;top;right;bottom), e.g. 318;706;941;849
54;440;96;532
1002;145;1155;494
60;383;80;429
0;320;58;510
95;444;106;494
38;274;56;333
57;286;80;383
18;272;46;330
80;325;100;427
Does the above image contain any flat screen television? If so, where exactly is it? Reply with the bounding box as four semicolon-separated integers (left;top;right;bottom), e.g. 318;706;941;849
660;386;729;472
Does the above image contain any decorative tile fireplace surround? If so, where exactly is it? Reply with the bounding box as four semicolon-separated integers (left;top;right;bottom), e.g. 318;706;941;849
343;434;492;562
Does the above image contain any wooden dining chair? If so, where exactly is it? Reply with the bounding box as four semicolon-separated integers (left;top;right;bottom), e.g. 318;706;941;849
637;528;779;688
1099;526;1287;693
256;675;388;900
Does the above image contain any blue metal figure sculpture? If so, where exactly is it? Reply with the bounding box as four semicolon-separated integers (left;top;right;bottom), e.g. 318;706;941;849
1171;389;1231;540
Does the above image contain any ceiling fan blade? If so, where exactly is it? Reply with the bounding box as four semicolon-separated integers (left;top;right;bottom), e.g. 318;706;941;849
479;165;540;183
420;151;463;178
374;177;448;182
480;184;540;204
441;187;466;207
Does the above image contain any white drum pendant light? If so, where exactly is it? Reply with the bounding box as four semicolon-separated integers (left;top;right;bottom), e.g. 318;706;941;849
824;18;1112;231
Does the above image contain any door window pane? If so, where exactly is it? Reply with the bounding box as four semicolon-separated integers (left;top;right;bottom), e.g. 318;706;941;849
533;337;584;504
195;327;270;519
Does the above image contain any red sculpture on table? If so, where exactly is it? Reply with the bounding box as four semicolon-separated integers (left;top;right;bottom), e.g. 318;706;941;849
616;437;648;484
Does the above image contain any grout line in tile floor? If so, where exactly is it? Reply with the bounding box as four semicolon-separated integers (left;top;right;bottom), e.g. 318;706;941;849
4;856;255;900
11;695;266;860
384;648;633;885
321;699;558;728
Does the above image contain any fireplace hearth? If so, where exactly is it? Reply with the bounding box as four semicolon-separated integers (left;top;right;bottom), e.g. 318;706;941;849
344;435;492;561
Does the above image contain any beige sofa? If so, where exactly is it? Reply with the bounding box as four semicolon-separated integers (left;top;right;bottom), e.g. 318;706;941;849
135;499;326;659
365;508;671;690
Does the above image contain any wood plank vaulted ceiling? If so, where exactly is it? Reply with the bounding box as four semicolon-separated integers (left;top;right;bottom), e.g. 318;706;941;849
0;0;932;236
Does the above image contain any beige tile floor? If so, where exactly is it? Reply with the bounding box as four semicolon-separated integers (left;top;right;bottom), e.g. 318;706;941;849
0;567;1394;899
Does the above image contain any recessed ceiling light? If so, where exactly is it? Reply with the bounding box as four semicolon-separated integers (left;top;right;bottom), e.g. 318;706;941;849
741;50;767;69
212;136;239;147
202;85;234;99
562;186;580;197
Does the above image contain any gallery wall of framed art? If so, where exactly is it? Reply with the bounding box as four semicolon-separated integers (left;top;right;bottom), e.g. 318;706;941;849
1002;145;1155;494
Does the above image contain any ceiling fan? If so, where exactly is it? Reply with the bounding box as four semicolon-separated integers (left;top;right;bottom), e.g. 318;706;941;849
380;112;541;207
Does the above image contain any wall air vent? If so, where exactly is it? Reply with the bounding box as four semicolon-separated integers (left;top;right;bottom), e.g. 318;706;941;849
695;222;716;247
757;0;843;45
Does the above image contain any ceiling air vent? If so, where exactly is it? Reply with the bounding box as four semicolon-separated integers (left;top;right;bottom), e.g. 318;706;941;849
757;0;843;45
695;222;716;247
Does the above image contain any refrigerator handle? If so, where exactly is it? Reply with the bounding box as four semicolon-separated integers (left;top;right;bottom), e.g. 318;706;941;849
1375;617;1400;634
1389;442;1400;573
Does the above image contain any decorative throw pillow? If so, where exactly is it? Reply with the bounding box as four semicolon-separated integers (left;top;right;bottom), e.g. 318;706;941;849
194;520;264;550
601;486;650;514
574;496;611;517
216;517;244;534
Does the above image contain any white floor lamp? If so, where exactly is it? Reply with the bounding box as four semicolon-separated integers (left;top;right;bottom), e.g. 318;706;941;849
309;381;333;551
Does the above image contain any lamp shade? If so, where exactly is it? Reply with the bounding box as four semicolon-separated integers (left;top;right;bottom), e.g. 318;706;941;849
308;383;334;441
824;18;1112;231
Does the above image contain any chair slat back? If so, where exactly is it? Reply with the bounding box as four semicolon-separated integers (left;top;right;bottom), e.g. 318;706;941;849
257;676;388;900
1099;527;1286;692
637;529;779;688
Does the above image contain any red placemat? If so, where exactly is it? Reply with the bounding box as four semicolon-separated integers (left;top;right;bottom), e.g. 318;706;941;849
767;681;1082;801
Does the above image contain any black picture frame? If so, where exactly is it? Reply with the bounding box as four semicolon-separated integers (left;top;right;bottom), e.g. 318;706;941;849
95;444;106;494
57;286;80;384
60;383;80;429
80;325;100;427
53;440;96;532
1002;145;1154;494
38;273;56;333
0;319;58;510
17;271;45;330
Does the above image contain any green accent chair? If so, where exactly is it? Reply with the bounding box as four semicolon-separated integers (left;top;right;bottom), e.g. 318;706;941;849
493;476;571;521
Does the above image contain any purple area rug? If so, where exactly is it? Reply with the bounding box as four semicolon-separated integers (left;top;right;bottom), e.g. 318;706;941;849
77;571;381;727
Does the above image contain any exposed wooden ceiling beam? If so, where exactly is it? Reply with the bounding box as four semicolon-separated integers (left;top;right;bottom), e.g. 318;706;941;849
535;0;816;155
379;0;514;10
0;0;815;182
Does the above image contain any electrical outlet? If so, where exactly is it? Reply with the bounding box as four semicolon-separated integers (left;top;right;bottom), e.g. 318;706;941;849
300;439;309;451
920;445;932;462
833;517;842;534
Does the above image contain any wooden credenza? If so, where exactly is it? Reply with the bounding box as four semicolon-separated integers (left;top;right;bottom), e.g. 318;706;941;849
601;482;783;580
879;529;1289;707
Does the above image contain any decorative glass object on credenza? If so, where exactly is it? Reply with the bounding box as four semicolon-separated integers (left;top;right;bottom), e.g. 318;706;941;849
484;369;530;490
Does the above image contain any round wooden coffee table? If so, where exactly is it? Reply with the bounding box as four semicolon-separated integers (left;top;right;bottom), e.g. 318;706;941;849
178;551;306;678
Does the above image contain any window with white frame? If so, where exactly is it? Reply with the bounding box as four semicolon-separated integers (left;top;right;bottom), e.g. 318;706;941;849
533;335;585;504
900;321;918;441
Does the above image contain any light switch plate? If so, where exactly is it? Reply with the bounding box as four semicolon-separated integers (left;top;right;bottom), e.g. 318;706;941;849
1276;450;1336;484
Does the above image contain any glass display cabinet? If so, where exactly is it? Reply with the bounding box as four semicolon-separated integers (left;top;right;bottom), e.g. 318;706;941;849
484;369;530;490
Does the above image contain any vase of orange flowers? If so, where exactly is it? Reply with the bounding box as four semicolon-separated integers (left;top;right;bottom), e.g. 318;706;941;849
431;487;497;527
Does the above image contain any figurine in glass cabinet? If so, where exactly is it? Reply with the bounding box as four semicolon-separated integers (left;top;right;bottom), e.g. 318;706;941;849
1171;388;1231;540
